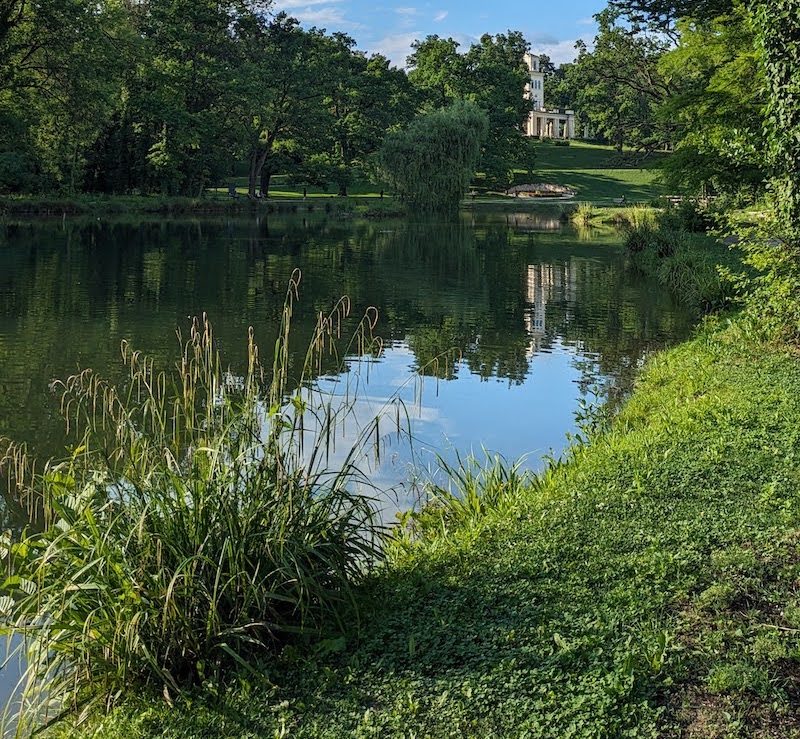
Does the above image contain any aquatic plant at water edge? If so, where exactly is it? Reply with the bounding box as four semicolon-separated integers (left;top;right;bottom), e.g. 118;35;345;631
572;202;595;227
624;224;737;311
0;271;389;733
392;450;531;554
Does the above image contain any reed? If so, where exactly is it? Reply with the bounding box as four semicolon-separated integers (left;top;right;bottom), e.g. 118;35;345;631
0;270;389;734
393;450;531;553
572;202;595;227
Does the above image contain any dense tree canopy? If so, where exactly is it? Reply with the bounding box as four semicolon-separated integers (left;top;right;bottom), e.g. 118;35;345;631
407;31;532;188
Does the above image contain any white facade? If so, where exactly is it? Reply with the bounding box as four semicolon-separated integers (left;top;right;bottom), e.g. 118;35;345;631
523;53;576;140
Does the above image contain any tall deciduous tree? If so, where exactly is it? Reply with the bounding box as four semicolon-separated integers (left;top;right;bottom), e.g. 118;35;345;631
236;15;328;198
658;9;765;195
569;8;670;153
407;35;464;109
318;34;414;196
406;31;531;189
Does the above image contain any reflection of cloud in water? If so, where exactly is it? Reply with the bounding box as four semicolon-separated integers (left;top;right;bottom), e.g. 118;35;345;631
296;341;589;521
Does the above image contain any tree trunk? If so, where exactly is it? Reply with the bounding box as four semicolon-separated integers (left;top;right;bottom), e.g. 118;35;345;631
249;145;271;198
261;169;272;198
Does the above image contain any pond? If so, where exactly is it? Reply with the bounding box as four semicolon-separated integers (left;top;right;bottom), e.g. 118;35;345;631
0;209;697;522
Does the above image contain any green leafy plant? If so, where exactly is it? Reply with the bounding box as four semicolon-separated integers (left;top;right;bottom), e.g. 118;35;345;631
0;271;390;733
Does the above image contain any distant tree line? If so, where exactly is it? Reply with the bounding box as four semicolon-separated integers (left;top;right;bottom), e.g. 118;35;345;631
0;0;533;198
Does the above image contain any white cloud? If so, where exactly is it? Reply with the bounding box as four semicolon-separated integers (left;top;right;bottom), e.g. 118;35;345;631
531;38;589;65
433;10;448;21
394;6;420;15
272;0;341;9
281;4;364;30
577;17;595;26
366;31;421;67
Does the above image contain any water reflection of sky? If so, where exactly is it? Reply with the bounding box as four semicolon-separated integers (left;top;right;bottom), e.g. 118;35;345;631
310;339;593;520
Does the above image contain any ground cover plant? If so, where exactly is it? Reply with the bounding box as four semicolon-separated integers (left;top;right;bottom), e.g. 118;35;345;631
0;273;392;735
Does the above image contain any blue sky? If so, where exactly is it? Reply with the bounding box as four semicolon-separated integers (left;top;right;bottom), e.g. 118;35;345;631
271;0;607;67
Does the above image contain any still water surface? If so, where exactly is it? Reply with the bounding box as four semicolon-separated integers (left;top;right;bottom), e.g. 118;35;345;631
0;210;697;519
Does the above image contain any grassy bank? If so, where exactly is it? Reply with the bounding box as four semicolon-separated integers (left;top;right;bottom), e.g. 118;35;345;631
1;142;667;217
525;141;666;204
51;316;800;738
0;193;407;218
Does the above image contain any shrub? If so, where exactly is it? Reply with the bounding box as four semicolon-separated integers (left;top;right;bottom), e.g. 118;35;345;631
0;273;389;732
0;151;38;193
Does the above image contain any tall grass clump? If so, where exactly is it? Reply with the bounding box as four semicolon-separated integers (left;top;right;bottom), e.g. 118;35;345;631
624;223;737;311
614;204;657;230
393;450;531;555
572;202;595;227
0;271;389;733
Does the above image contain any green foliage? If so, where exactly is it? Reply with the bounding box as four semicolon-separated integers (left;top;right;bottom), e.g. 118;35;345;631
731;2;800;344
0;151;37;193
407;31;532;188
756;0;800;237
54;320;800;738
377;101;488;213
609;0;736;31
657;10;766;197
623;218;738;311
568;8;671;154
0;277;389;732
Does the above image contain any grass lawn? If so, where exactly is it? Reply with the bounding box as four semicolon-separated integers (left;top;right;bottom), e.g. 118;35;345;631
207;175;387;199
515;140;667;204
212;143;667;206
58;314;800;739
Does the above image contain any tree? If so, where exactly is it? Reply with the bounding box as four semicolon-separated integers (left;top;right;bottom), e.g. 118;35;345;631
657;9;765;195
569;9;671;153
235;15;329;198
319;34;414;196
0;0;134;191
406;31;532;189
609;0;735;34
376;100;488;213
406;35;464;109
463;31;532;188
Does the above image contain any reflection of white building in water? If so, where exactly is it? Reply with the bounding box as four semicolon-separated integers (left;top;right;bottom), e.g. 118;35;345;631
524;262;578;356
524;53;576;140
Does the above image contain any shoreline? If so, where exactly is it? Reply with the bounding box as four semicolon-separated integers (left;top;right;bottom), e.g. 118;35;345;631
0;193;655;219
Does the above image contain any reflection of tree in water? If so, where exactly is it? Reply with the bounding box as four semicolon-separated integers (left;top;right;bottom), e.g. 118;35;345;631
542;252;697;405
0;216;696;467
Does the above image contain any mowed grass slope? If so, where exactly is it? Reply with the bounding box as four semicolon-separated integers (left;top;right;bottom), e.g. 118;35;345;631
62;317;800;738
520;140;667;203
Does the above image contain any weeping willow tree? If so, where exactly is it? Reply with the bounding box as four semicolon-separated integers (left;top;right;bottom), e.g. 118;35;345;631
377;100;488;214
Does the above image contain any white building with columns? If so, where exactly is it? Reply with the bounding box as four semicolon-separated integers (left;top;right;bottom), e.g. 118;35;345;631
524;53;576;140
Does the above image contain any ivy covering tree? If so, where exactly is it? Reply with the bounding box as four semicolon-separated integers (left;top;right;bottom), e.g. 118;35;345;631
376;101;488;213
